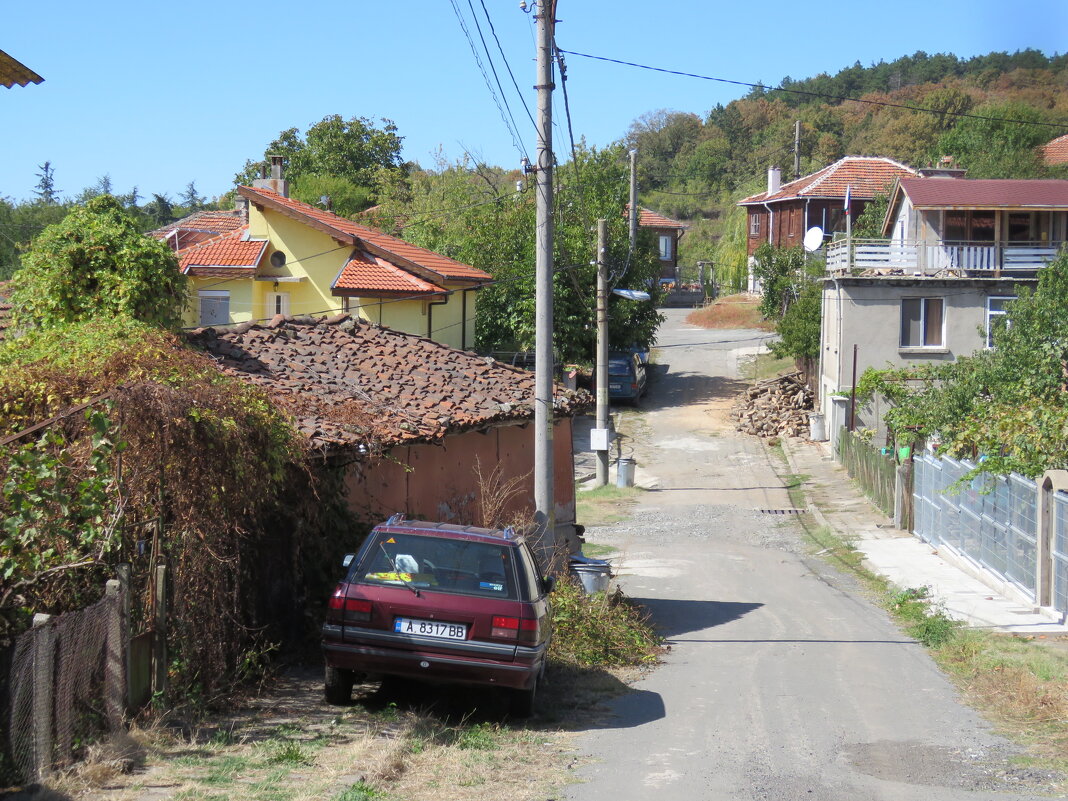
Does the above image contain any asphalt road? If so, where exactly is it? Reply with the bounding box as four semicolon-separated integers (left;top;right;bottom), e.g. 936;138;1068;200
566;308;1057;801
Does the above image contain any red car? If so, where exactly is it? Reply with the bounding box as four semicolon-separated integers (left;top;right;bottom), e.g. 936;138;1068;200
322;515;555;717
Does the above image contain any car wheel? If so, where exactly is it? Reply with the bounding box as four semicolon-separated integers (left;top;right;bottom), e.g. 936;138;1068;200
324;665;355;705
508;675;538;718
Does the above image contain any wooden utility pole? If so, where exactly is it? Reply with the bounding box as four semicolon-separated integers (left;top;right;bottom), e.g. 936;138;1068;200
533;0;557;554
794;120;801;180
595;219;610;487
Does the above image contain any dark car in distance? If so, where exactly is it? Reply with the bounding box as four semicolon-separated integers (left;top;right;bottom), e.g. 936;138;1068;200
607;351;647;404
322;515;555;717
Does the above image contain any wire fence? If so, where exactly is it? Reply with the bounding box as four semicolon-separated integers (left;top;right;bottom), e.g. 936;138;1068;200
2;583;126;783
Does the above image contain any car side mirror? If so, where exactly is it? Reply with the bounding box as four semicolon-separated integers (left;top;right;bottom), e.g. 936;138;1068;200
342;553;355;568
542;575;557;595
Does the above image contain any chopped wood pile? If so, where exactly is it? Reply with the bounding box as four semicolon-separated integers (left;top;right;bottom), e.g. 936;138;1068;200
732;371;814;439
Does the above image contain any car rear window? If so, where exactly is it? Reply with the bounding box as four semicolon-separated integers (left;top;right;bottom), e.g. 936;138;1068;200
608;358;632;376
354;532;518;600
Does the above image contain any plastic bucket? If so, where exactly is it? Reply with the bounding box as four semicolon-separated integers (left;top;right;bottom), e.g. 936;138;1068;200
569;558;612;594
808;413;826;442
615;457;636;488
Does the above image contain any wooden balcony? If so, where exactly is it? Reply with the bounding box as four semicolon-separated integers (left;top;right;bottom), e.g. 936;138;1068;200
826;239;1064;277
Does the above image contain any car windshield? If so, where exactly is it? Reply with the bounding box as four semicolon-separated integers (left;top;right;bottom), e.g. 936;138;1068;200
356;532;518;600
607;358;632;377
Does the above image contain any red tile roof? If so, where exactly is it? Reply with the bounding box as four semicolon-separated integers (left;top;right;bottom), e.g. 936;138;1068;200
187;315;588;452
237;186;492;284
898;177;1068;208
0;49;43;88
739;156;917;205
625;205;686;229
178;227;267;276
149;210;248;241
334;250;445;296
1042;134;1068;166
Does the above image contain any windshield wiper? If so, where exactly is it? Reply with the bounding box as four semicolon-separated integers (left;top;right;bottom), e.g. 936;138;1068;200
378;542;420;597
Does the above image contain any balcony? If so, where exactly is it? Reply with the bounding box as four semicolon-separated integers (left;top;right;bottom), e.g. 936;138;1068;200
826;239;1064;277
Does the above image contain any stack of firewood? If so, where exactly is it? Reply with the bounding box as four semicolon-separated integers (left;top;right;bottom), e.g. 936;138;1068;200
732;371;814;438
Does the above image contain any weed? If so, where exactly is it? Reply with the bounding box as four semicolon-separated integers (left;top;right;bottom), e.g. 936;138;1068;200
456;722;499;751
207;724;238;747
335;782;385;801
576;484;642;527
262;738;313;766
581;542;617;558
550;578;663;667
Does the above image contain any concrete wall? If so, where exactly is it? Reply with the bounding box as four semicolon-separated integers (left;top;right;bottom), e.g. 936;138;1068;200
343;418;579;550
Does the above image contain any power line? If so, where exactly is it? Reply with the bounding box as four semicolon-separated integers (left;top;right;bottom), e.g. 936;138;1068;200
477;0;537;131
557;48;1068;132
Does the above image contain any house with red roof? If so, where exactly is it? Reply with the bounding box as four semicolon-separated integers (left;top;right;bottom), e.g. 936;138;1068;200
162;159;492;350
818;173;1068;444
1042;133;1068;168
626;206;686;281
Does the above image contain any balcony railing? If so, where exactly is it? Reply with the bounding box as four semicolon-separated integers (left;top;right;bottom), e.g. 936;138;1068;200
826;239;1063;276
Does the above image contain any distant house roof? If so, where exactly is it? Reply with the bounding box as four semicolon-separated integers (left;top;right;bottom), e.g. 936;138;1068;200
178;227;267;277
0;50;43;88
187;315;588;453
237;186;492;285
895;177;1068;209
150;209;249;251
739;156;917;206
625;205;686;230
1042;134;1068;166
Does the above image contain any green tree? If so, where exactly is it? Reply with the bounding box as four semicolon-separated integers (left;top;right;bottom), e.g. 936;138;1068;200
853;191;891;238
33;161;60;205
935;101;1050;178
11;195;186;331
178;181;206;211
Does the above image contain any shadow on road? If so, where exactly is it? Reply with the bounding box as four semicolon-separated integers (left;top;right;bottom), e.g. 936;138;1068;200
638;364;749;412
630;598;763;637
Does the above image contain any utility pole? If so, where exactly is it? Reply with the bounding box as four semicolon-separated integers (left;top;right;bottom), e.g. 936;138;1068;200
628;149;638;251
793;120;801;180
533;0;556;554
595;219;609;487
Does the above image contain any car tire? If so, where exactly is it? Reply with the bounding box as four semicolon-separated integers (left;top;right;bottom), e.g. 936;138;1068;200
508;675;538;718
324;665;355;705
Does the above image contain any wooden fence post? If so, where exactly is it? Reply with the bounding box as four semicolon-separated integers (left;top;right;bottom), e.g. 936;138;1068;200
152;564;167;699
104;580;124;728
116;564;133;711
31;613;54;780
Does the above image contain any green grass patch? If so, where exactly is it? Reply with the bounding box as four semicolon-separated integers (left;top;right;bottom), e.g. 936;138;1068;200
549;578;663;668
581;542;617;558
334;782;386;801
576;484;642;527
740;351;795;382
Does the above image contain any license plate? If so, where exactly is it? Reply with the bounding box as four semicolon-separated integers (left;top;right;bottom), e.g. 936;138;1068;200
394;617;467;640
609;383;622;390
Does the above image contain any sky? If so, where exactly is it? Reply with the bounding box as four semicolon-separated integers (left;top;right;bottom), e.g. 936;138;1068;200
2;1;1066;204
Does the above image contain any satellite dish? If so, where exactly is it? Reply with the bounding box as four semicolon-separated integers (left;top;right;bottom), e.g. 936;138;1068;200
803;227;824;252
270;250;287;268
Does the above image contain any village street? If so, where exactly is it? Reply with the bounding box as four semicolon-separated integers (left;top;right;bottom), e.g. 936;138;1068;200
566;308;1055;801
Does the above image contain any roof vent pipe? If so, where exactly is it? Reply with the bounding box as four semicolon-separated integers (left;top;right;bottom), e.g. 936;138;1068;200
767;166;781;196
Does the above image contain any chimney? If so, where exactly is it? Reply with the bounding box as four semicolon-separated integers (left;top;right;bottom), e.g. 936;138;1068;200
767;166;781;195
918;156;967;179
252;154;290;197
234;194;249;219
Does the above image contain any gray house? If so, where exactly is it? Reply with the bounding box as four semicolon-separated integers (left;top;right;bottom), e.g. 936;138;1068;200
819;174;1068;444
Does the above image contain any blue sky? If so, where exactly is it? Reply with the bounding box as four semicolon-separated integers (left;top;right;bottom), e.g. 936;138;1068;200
2;1;1065;204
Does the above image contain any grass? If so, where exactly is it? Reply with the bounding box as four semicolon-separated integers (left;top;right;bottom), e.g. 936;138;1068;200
685;294;776;331
581;542;617;558
576;484;642;527
740;351;795;382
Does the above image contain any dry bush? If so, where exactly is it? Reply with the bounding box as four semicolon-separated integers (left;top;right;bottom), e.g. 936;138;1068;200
686;295;775;331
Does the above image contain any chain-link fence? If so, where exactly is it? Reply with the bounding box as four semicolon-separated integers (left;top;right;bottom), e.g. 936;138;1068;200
837;430;896;517
2;583;126;783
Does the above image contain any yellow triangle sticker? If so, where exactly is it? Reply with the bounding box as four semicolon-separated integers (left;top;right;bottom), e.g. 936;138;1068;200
385;537;396;543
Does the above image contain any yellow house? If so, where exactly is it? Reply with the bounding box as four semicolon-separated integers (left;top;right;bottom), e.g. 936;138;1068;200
166;171;491;351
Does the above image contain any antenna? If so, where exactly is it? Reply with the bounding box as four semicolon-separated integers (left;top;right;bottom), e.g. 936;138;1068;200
803;226;824;252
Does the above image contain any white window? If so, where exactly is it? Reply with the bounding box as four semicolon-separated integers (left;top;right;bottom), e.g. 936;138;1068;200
265;291;290;319
900;297;944;348
985;296;1014;348
659;234;673;260
749;214;761;236
198;290;230;326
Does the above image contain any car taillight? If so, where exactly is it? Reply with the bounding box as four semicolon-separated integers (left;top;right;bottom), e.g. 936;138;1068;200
492;615;539;643
327;586;372;624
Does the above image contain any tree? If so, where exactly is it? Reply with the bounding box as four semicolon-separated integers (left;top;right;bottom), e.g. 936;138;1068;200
33;161;59;204
853;191;891;238
143;193;175;226
234;114;405;213
179;181;206;211
10;195;186;331
936;101;1051;178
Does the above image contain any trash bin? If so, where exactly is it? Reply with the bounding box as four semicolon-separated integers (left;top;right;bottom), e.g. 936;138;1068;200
569;555;613;594
615;457;636;488
808;412;826;442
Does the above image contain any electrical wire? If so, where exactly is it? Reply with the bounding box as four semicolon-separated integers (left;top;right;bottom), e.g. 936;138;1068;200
477;0;537;131
557;48;1068;132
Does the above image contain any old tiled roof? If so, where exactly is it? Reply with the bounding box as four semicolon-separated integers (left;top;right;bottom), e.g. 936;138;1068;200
1042;134;1068;166
898;177;1068;208
178;227;267;276
625;205;686;229
0;49;43;88
237;186;492;284
739;156;917;205
334;250;445;296
187;315;588;453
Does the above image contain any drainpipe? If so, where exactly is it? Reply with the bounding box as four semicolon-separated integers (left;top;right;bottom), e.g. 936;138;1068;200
763;201;775;247
461;289;469;350
427;294;449;340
